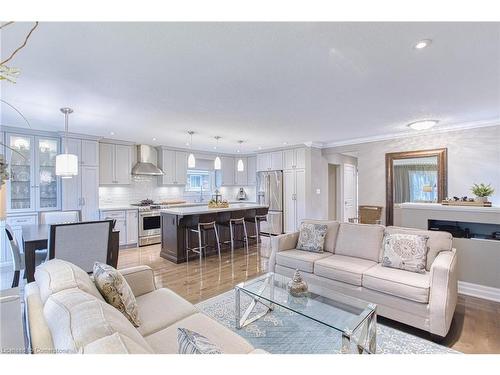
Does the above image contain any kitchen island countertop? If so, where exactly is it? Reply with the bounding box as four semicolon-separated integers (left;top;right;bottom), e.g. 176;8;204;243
160;203;267;217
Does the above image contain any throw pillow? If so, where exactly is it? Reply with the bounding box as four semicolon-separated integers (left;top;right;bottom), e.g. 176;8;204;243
177;328;222;354
296;223;328;253
93;262;141;327
381;233;429;273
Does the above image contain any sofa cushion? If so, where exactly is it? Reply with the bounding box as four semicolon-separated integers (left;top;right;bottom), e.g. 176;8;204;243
302;220;339;253
362;264;430;303
145;313;254;354
93;262;141;327
136;288;197;337
35;259;104;304
314;255;377;286
381;233;429;273
43;288;153;353
296;223;328;252
385;227;452;271
81;332;152;354
334;223;385;262
275;249;331;273
177;328;222;354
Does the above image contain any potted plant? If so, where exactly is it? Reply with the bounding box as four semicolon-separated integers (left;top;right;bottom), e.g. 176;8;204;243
471;183;495;203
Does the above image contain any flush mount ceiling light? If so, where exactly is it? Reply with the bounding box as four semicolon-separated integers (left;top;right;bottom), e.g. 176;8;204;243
187;131;196;169
56;107;78;179
237;140;244;172
414;39;432;49
407;119;439;130
214;136;221;170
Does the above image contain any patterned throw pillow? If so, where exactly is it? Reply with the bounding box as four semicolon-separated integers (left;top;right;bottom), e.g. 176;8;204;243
381;233;429;273
93;262;141;327
296;223;328;253
177;328;222;354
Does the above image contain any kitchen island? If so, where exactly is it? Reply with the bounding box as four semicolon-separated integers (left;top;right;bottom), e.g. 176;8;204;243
160;203;269;263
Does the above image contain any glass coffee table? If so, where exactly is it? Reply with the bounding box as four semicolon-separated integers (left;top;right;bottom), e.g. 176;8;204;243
235;272;377;354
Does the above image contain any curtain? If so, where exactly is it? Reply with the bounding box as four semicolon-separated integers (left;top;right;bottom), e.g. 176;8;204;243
393;164;437;203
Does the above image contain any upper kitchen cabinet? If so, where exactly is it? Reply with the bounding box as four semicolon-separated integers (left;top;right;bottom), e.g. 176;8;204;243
81;140;99;166
157;148;187;185
256;151;283;171
235;157;247;186
284;147;306;170
247;156;256;185
221;156;235;186
6;133;61;212
99;142;133;185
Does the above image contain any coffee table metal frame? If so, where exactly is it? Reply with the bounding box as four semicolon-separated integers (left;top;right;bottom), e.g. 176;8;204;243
235;272;377;354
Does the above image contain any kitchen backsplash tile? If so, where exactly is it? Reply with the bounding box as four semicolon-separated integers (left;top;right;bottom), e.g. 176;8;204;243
99;177;256;206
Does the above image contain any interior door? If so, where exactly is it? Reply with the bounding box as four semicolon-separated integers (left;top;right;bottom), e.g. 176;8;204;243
343;164;358;222
295;169;306;228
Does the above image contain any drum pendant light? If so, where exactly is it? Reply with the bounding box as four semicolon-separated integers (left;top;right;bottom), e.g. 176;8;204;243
214;136;221;170
187;131;196;169
236;140;244;172
56;107;78;178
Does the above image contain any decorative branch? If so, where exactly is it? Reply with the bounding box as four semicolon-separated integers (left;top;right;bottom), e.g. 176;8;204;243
1;21;39;66
0;99;32;128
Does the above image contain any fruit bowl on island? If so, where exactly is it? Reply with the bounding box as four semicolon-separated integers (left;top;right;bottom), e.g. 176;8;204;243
208;199;229;208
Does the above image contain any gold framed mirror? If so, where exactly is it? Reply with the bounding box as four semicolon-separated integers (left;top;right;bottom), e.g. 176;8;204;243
385;148;448;226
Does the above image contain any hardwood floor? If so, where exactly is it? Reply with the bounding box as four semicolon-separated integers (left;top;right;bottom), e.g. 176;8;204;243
1;238;498;353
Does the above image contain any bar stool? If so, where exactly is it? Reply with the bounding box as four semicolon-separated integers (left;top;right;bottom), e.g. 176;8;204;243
185;213;221;263
217;210;249;255
245;207;268;244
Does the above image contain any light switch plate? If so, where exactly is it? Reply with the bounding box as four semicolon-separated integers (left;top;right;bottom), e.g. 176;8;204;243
316;189;321;194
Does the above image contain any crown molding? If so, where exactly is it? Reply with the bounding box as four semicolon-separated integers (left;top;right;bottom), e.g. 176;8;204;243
323;119;500;148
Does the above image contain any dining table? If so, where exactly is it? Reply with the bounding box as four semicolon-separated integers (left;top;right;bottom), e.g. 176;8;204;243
22;224;120;283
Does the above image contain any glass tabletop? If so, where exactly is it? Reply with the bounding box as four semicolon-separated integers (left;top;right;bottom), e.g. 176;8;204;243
235;272;376;335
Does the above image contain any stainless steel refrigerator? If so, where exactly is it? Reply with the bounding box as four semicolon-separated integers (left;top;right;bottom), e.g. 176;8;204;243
257;170;283;235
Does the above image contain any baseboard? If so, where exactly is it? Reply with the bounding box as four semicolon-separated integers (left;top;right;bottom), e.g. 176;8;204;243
458;281;500;302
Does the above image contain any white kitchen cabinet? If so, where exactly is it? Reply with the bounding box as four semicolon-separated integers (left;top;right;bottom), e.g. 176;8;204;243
284;147;306;170
158;148;187;185
257;151;283;171
99;143;132;185
6;133;60;213
221;156;235;186
235;157;247;186
283;168;306;232
126;209;138;245
62;138;99;221
100;209;138;246
247;156;256;185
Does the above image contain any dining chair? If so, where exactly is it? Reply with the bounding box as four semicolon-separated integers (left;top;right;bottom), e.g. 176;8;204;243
40;210;80;225
5;224;48;288
48;220;113;273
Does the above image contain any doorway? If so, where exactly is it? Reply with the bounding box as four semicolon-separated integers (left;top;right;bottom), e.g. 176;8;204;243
343;163;358;222
328;164;338;220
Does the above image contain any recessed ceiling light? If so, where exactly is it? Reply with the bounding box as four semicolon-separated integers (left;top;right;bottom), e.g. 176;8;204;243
407;120;438;130
152;137;157;141
110;131;115;136
258;146;262;150
283;142;288;145
185;142;190;146
414;39;432;49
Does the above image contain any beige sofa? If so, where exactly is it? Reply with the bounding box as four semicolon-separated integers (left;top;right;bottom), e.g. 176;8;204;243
24;259;264;354
269;221;457;337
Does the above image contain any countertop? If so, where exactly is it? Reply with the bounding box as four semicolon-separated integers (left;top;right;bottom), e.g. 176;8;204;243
99;201;257;211
160;203;268;216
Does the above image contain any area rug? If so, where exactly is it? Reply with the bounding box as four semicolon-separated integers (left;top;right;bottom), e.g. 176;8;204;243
196;290;459;354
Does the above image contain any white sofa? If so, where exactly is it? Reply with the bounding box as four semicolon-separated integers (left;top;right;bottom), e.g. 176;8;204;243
24;259;264;354
269;220;457;337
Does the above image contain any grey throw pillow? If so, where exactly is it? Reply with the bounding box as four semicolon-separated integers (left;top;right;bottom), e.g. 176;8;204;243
296;223;328;253
381;233;429;273
93;262;141;327
177;328;222;354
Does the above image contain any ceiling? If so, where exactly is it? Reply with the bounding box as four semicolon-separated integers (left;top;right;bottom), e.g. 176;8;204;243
1;22;499;153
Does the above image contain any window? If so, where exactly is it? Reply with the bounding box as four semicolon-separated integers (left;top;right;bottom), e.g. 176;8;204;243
186;170;211;192
409;170;438;202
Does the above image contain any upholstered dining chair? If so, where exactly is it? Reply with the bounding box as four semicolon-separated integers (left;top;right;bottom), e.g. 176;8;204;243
40;210;80;225
5;224;48;287
48;220;113;273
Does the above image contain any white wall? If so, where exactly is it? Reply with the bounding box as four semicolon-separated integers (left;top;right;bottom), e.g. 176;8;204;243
325;125;500;224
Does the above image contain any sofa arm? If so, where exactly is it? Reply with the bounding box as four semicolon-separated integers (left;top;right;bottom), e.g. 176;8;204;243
268;232;299;272
429;249;458;337
119;266;157;297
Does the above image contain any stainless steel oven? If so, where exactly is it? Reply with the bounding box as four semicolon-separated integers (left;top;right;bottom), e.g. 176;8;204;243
139;210;161;246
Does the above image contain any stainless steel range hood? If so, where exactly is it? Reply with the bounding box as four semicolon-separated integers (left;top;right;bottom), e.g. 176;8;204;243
131;145;164;176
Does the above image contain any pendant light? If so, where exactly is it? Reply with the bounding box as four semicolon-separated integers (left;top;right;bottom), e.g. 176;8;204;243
187;131;196;169
56;107;78;178
237;140;244;172
214;136;221;170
